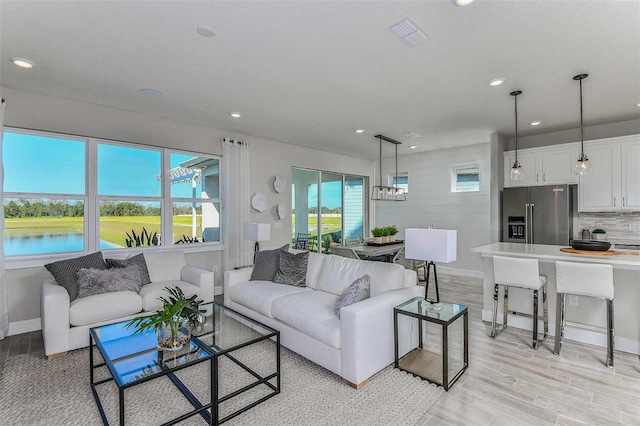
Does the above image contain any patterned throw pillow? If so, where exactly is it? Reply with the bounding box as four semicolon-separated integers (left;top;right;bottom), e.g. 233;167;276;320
76;265;144;299
45;252;108;301
273;249;309;287
334;274;371;318
105;253;151;285
250;244;289;281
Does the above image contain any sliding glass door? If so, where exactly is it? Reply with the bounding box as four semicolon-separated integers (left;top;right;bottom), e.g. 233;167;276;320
292;168;366;253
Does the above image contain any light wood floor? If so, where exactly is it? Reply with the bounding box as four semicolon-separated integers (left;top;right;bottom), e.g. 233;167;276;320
2;284;639;425
418;274;640;426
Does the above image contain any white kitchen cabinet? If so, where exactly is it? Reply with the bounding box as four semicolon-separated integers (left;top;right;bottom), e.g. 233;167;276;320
578;135;640;212
621;138;640;210
504;144;578;188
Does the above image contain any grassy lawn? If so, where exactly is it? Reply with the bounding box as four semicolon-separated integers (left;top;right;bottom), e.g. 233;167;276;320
291;214;342;238
5;216;203;247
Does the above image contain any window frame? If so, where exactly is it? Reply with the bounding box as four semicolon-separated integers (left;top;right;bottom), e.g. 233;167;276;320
3;127;223;269
450;163;480;193
388;171;409;194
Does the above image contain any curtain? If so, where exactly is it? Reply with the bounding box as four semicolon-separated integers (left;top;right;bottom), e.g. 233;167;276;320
222;138;252;270
0;98;8;340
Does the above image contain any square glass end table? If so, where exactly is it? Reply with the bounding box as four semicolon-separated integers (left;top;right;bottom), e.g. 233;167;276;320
89;302;280;425
394;297;468;391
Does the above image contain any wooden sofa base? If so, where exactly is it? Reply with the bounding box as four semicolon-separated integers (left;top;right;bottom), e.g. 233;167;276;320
344;378;368;390
47;352;68;360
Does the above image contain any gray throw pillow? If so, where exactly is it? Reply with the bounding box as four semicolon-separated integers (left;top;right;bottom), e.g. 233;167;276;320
334;274;371;318
250;244;290;281
106;253;151;285
45;251;107;301
76;265;144;299
273;249;308;287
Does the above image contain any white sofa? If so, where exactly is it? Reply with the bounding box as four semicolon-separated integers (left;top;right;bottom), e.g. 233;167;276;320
41;250;214;358
224;252;424;388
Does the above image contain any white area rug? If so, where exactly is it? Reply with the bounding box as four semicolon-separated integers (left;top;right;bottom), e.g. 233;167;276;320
1;343;444;425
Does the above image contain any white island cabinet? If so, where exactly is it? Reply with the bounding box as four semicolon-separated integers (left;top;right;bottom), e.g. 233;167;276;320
471;243;640;355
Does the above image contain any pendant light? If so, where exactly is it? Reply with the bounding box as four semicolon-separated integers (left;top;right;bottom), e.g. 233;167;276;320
509;90;524;181
574;73;591;176
371;134;406;201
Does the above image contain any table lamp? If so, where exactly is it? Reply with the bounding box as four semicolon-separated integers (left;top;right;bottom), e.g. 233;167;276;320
405;228;457;304
244;223;271;258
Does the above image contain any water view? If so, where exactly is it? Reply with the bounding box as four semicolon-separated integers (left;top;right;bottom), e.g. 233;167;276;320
4;231;121;256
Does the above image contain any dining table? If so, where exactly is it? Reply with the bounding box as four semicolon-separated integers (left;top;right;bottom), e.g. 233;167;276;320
336;242;405;260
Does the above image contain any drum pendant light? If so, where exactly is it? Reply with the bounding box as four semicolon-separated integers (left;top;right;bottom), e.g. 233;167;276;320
574;74;591;176
509;90;524;181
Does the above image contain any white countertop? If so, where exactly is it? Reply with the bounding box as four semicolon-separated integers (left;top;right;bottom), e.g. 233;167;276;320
471;242;640;270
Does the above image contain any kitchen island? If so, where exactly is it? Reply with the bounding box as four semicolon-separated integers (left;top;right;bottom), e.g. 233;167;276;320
471;243;640;355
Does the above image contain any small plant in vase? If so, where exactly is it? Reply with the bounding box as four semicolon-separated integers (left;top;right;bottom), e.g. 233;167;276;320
592;228;607;241
126;287;203;351
388;225;398;242
371;227;384;244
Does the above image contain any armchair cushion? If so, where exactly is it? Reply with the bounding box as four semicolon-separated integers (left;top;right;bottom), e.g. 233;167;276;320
106;253;151;285
77;265;143;298
45;251;107;301
69;290;142;327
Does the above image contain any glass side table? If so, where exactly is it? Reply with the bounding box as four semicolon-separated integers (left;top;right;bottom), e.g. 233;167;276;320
394;297;468;391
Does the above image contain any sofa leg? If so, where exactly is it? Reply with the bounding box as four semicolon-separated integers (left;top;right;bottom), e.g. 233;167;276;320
344;378;368;390
47;352;68;360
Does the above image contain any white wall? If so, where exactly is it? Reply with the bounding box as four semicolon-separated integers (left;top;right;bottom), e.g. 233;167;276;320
1;87;374;331
376;142;492;276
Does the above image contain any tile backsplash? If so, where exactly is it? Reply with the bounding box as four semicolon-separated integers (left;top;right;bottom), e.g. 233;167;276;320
578;212;640;244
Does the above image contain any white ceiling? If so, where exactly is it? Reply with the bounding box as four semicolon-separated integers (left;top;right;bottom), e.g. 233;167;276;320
1;1;639;160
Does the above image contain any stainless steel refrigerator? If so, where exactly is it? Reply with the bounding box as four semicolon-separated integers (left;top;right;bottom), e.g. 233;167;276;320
502;184;577;245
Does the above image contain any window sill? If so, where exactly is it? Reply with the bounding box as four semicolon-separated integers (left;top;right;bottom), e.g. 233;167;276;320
4;243;225;270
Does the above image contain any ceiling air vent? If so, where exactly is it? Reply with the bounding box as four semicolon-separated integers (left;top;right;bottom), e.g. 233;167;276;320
388;17;430;47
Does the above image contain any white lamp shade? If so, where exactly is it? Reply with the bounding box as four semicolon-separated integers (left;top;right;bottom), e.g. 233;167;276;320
405;228;457;263
244;223;271;242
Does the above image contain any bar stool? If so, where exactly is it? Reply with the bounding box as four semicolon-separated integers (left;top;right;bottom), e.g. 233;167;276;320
554;261;614;368
491;256;548;349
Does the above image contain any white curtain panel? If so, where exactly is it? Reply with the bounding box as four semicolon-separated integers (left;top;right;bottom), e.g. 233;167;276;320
0;98;8;339
222;138;252;270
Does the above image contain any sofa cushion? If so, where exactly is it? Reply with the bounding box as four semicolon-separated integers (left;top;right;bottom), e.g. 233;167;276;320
250;245;289;281
142;251;186;283
304;252;325;290
45;251;108;302
228;281;311;318
76;265;143;298
139;281;200;312
274;250;308;287
69;291;142;326
334;274;370;317
315;255;405;297
272;290;341;349
106;253;151;285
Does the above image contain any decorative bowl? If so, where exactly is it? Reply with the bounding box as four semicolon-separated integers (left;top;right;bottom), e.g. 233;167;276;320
570;240;612;251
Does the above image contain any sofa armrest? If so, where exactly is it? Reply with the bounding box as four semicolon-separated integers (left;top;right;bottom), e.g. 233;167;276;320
181;265;214;303
41;278;71;357
223;268;253;306
339;285;425;385
403;269;417;287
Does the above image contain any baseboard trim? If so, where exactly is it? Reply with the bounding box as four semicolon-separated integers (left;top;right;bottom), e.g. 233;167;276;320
8;318;41;336
481;309;639;355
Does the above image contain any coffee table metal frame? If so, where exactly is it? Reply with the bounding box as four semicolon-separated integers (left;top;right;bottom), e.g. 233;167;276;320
393;297;468;391
89;302;280;425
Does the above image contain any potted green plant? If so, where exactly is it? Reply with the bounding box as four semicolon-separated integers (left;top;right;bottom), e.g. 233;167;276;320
381;226;391;243
388;225;398;242
592;228;607;241
126;287;203;351
371;227;384;244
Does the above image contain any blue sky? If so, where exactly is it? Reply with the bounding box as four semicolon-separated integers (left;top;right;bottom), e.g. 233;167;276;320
293;181;342;209
3;132;201;198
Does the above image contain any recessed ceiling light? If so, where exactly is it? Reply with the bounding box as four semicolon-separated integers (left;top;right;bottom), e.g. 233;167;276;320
229;112;242;118
489;78;505;87
529;121;542;126
453;0;477;6
139;89;162;98
636;103;640;107
409;145;418;149
355;129;365;134
10;57;35;69
196;26;215;38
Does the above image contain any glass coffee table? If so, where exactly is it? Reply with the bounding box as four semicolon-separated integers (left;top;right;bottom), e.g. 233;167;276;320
89;302;280;425
394;297;468;391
